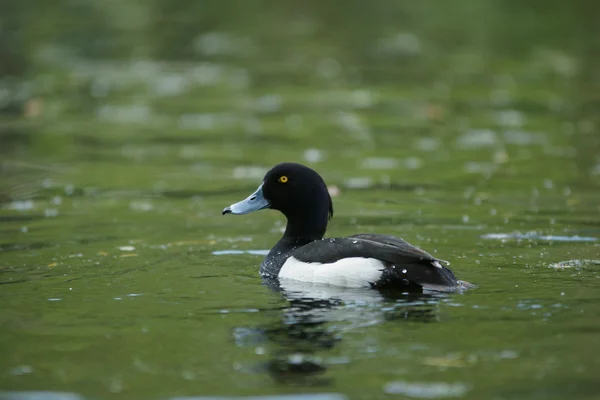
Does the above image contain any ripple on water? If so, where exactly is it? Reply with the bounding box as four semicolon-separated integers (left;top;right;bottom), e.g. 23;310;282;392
0;393;83;400
173;395;348;400
212;249;269;256
548;259;600;269
384;381;470;398
481;232;598;242
0;394;349;400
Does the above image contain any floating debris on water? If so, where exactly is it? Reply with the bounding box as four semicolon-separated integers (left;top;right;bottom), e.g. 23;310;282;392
481;232;598;242
118;246;136;251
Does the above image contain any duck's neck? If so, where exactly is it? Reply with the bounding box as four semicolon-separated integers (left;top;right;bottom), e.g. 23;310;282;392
283;213;327;242
260;212;328;278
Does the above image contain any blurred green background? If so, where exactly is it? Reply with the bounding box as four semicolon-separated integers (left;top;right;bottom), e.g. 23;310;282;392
1;1;599;399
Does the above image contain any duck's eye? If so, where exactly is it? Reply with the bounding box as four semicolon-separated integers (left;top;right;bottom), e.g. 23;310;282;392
278;176;288;183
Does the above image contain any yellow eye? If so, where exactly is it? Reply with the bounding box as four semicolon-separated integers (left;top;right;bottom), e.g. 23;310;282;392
278;176;288;183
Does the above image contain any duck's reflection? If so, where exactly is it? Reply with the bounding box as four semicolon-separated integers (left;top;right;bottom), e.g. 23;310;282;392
233;278;452;386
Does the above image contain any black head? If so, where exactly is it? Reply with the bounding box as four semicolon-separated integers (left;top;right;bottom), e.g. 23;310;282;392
223;163;333;239
262;163;333;220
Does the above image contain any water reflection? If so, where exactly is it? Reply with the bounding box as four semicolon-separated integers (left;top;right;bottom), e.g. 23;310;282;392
235;279;447;385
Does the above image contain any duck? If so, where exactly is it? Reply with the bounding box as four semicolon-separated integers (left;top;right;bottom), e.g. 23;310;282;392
222;162;471;292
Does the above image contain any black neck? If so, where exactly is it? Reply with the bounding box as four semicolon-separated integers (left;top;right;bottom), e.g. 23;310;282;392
283;213;327;242
260;210;329;277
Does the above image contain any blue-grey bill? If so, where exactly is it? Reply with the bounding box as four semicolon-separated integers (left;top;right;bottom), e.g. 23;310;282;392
222;183;270;215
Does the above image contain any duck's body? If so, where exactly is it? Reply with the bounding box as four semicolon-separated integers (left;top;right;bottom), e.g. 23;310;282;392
261;234;458;290
223;163;470;292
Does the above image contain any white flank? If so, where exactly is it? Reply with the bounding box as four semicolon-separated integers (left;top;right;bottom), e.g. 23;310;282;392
278;257;385;288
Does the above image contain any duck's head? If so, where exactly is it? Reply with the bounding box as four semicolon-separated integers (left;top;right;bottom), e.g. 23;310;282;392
223;163;333;235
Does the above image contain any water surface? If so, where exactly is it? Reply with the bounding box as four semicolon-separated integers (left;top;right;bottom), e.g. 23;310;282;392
1;1;600;399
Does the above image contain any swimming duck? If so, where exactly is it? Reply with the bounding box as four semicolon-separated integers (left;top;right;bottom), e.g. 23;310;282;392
223;163;469;291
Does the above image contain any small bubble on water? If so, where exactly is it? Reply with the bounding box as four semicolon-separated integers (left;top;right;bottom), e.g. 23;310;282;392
352;240;358;244
402;269;407;274
462;215;470;223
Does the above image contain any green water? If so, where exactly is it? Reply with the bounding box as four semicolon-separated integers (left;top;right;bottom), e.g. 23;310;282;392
1;1;600;399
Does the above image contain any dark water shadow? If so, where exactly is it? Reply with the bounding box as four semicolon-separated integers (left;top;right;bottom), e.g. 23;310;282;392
233;278;448;386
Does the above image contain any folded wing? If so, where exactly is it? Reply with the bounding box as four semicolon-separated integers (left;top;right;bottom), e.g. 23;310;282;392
290;233;458;290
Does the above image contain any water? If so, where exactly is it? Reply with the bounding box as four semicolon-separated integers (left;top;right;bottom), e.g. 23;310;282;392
1;1;600;399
